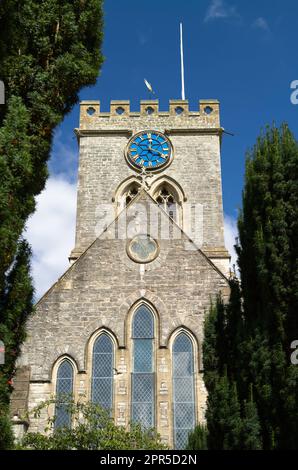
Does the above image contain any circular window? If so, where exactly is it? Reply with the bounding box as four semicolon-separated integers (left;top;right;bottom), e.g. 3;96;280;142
87;107;96;116
204;106;213;115
127;234;159;263
145;106;154;115
175;106;184;115
116;107;125;115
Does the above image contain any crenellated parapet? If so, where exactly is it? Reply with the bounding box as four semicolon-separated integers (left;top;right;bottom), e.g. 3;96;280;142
79;99;221;130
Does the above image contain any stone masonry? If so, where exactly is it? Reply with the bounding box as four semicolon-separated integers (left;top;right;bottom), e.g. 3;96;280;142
11;99;230;448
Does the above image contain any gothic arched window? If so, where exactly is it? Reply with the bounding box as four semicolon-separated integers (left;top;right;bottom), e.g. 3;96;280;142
125;183;140;206
154;184;178;221
172;333;196;449
131;304;155;428
54;359;74;429
91;333;114;411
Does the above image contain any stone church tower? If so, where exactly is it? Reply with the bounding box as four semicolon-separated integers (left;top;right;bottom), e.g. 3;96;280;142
11;99;230;448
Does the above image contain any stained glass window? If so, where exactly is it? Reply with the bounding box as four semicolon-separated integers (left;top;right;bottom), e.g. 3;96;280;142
54;359;73;429
91;333;114;411
173;333;196;449
131;305;155;428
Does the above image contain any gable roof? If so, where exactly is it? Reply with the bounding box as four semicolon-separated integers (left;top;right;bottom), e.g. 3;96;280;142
35;188;229;306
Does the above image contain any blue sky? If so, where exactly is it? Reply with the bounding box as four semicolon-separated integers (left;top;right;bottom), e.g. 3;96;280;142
50;0;298;217
28;0;298;298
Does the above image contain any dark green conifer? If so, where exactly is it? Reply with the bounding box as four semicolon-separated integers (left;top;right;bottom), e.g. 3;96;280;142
203;124;298;449
0;0;104;447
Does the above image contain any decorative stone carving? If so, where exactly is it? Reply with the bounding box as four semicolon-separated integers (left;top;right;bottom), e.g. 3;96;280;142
159;401;169;427
159;357;168;373
117;402;126;426
117;356;127;373
118;380;127;395
159;381;168;395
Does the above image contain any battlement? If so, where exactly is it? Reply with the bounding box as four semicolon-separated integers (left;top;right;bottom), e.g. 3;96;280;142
79;99;220;130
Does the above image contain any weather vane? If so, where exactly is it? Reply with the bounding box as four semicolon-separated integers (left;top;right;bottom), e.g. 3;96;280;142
144;78;155;99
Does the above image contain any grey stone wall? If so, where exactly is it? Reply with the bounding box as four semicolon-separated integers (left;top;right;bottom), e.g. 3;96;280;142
11;99;231;447
15;194;229;445
74;100;227;260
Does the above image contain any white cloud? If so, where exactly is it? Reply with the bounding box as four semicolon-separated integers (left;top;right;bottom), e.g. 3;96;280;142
25;176;77;300
224;214;238;273
204;0;239;22
252;17;270;32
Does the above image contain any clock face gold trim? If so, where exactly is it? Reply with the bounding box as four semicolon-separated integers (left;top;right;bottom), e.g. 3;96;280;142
125;130;173;172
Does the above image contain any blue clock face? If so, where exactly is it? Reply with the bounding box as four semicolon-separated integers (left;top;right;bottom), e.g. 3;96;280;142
126;131;172;170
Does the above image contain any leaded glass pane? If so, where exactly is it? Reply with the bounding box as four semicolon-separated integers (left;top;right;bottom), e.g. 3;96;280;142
94;333;113;353
173;351;194;377
132;373;154;402
173;334;194;376
175;429;191;451
91;334;113;411
92;378;113;408
133;339;153;373
131;305;155;428
132;402;153;429
55;359;73;430
173;377;194;402
92;354;113;377
173;402;195;430
132;305;154;338
131;373;154;428
173;333;195;449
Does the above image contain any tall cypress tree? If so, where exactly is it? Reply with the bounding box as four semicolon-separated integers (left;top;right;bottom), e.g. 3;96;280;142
203;124;298;449
237;124;298;448
186;424;208;450
0;0;104;447
203;292;262;450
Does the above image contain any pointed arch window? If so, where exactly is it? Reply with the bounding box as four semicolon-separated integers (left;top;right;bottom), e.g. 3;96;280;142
173;333;196;449
131;304;155;428
125;183;140;206
91;333;114;411
55;359;74;429
154;185;178;221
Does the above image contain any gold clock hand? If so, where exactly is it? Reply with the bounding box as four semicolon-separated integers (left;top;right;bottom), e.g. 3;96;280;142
148;146;164;157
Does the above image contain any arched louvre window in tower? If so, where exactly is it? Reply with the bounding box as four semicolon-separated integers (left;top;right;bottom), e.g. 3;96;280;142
91;333;114;411
54;359;74;429
155;185;177;221
131;304;155;428
125;183;139;206
173;333;196;449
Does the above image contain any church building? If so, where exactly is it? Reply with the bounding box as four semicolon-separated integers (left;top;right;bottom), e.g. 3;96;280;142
11;98;230;449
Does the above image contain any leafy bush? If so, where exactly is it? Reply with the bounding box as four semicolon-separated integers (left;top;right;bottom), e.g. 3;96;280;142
21;398;167;450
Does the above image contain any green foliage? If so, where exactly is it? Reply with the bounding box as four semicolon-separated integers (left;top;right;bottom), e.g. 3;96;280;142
240;387;262;450
203;124;298;450
0;405;14;449
20;399;167;450
0;240;34;448
0;0;104;447
186;424;208;450
0;97;34;282
0;0;104;277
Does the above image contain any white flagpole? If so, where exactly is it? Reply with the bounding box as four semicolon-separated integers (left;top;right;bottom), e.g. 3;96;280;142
180;22;185;100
